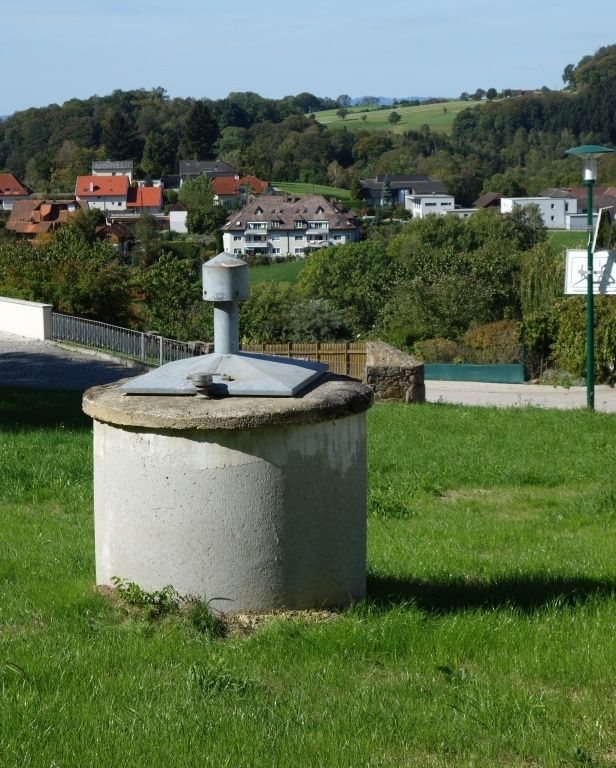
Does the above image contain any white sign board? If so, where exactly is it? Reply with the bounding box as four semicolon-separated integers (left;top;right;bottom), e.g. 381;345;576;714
565;249;616;295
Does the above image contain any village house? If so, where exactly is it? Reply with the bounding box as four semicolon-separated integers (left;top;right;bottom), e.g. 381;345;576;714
0;173;30;211
222;195;360;258
75;176;162;213
91;160;134;183
359;174;450;207
179;160;239;184
212;175;272;208
6;199;85;235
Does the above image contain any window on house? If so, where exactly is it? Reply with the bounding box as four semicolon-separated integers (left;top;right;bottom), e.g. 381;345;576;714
294;235;303;240
233;248;242;255
233;235;242;241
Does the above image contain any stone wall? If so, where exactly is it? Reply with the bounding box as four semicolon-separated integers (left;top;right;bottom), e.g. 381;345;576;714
364;340;425;403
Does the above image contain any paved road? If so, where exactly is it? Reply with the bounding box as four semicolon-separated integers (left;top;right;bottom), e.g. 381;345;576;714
3;331;616;411
0;331;145;391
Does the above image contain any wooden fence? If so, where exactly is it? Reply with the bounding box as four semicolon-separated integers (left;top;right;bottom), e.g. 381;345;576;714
241;342;367;379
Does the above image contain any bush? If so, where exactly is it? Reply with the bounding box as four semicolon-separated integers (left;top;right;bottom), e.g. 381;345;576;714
413;337;467;363
521;298;616;384
462;320;521;364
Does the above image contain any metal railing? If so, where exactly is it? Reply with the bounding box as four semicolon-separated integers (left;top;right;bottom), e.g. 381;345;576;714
51;313;209;367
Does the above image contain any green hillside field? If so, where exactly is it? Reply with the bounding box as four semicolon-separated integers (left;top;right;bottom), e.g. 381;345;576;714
312;99;480;134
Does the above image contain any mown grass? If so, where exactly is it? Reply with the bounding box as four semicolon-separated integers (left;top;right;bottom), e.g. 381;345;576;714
313;100;477;134
271;181;351;199
547;229;588;250
1;389;616;767
248;258;308;285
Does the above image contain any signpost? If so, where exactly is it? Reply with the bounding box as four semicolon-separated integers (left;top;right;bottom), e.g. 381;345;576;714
565;145;615;409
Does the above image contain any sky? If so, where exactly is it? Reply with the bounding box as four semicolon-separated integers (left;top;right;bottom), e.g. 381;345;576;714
3;0;616;115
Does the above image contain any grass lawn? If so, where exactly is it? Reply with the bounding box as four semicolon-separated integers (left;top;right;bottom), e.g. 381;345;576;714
312;100;477;135
248;258;308;285
1;389;616;766
271;181;351;200
547;230;588;250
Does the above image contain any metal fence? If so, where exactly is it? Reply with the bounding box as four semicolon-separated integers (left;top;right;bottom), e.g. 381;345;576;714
51;313;208;367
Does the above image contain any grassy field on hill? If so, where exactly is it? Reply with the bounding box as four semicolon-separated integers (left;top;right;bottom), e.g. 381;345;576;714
312;100;477;134
2;387;616;766
272;181;351;200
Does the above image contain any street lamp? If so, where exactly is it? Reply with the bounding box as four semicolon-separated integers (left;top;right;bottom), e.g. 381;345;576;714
565;144;614;409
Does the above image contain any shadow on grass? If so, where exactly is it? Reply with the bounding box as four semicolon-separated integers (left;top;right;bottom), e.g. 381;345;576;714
367;573;616;613
0;387;90;431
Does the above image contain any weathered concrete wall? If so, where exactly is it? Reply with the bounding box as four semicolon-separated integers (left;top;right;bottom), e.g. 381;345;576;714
365;340;425;403
0;297;52;340
85;376;373;614
93;414;367;613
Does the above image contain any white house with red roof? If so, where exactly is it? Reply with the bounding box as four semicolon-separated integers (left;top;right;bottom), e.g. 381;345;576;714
212;175;272;208
75;176;162;214
75;175;129;211
0;174;30;210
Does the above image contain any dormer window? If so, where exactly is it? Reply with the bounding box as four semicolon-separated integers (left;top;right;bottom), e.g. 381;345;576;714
316;206;324;214
255;206;263;215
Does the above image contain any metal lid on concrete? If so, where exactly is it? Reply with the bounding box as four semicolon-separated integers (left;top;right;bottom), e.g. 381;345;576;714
84;374;373;431
119;352;327;397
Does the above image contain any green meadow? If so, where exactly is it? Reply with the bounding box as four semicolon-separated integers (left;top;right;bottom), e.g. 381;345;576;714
271;181;352;200
1;389;616;767
312;100;477;134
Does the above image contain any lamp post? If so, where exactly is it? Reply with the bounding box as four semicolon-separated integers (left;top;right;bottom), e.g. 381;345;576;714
565;144;614;409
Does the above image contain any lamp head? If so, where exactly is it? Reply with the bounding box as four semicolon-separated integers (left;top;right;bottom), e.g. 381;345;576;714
565;145;614;182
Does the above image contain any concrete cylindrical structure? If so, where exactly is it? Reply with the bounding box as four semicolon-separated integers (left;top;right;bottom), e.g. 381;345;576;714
83;376;373;613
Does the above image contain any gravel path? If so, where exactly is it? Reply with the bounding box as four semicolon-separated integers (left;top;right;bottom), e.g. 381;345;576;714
0;331;145;391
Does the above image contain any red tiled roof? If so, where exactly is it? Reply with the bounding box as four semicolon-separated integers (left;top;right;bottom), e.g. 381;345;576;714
0;173;29;197
126;186;163;209
75;175;128;197
212;175;269;196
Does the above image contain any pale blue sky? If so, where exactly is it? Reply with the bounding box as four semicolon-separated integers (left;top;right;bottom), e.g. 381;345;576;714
3;0;615;114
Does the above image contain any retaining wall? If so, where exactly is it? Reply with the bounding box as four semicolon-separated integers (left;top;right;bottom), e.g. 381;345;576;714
0;297;52;340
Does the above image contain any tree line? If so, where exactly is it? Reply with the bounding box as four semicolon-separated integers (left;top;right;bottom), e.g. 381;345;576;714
0;45;615;206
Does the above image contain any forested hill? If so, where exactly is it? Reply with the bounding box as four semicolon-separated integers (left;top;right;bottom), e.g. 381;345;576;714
1;45;615;204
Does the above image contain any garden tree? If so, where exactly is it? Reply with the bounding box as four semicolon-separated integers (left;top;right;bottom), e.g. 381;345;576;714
239;282;295;342
287;298;349;341
380;176;394;207
102;110;139;159
298;241;405;334
141;252;213;340
178;174;215;211
337;95;352;108
68;207;105;243
349;175;363;201
336;108;349;120
0;226;134;324
486;88;498;100
140;132;176;178
388;111;402;126
133;212;161;263
177;174;227;234
181;100;220;159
